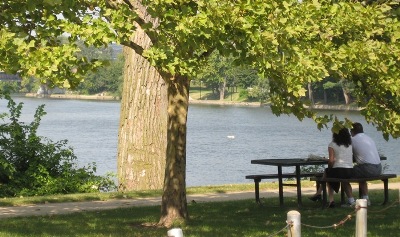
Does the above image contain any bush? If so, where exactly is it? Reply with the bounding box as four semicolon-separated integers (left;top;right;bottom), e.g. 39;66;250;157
0;92;116;197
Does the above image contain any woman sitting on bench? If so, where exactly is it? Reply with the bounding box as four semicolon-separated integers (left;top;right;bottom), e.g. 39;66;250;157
309;128;355;208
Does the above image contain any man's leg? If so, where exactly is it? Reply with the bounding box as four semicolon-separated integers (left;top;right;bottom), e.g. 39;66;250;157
354;164;376;206
359;181;371;205
353;165;368;198
359;181;368;197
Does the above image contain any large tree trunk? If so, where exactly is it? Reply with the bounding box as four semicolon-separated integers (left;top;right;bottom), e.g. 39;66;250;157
117;9;168;191
118;0;189;227
158;75;189;227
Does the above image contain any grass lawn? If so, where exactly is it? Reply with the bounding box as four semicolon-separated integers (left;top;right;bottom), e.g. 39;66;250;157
0;186;398;237
189;87;249;102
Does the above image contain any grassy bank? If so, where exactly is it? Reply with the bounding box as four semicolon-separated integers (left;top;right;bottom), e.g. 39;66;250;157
0;188;399;237
0;182;292;207
2;178;399;207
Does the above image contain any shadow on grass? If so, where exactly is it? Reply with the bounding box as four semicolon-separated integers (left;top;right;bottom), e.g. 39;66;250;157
0;190;398;237
0;190;164;207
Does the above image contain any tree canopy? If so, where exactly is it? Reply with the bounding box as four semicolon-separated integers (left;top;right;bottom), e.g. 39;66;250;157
0;0;131;88
2;0;399;138
2;0;400;226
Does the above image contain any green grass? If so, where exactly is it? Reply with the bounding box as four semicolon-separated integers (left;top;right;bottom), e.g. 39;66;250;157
2;178;398;207
0;181;314;207
189;87;249;102
0;190;398;237
0;180;399;237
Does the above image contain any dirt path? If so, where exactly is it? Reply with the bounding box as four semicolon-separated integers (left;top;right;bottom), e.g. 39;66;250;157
1;183;398;219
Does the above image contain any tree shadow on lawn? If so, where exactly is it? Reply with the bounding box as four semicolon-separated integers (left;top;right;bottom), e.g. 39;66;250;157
0;190;398;237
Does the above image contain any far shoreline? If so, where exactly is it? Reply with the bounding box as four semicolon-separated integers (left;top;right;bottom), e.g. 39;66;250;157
24;93;361;111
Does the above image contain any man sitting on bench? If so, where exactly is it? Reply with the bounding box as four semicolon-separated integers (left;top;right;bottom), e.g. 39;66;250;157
351;122;382;206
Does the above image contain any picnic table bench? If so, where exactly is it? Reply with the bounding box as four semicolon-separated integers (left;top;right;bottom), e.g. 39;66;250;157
246;158;328;206
245;171;324;205
310;173;397;206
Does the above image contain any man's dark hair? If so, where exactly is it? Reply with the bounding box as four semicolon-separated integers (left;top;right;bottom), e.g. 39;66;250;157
351;122;364;135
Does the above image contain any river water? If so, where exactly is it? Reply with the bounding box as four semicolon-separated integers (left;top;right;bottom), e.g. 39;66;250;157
1;97;399;187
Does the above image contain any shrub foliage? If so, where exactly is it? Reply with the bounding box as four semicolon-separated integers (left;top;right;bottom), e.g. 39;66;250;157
0;92;116;197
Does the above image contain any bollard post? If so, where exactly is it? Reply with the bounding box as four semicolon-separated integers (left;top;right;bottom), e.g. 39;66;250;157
287;210;301;237
355;199;367;237
167;228;183;237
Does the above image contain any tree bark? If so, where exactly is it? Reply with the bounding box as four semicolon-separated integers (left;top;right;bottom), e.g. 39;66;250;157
118;0;189;226
117;10;168;191
158;75;189;227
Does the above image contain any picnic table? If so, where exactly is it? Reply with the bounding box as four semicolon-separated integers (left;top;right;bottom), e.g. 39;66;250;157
249;158;328;207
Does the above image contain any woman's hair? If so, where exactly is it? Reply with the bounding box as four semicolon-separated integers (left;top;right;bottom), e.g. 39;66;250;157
333;128;352;147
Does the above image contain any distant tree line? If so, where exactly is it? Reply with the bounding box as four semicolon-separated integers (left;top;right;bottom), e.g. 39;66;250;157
194;52;356;105
0;42;124;97
2;45;354;105
75;42;124;97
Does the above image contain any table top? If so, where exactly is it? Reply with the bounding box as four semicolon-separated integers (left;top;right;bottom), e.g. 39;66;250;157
251;158;328;166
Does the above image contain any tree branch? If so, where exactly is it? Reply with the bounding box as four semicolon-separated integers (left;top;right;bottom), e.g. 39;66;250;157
199;48;216;59
106;0;159;45
122;0;134;9
121;41;144;56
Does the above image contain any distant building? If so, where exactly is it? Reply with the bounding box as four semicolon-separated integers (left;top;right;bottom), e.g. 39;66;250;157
0;72;22;81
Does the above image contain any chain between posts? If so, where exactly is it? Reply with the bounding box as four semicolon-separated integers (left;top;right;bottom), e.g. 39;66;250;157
368;199;399;213
267;200;399;236
266;221;292;237
302;206;361;230
301;200;399;230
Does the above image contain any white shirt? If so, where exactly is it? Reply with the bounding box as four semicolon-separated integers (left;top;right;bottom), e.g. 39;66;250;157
328;141;353;168
351;133;380;165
